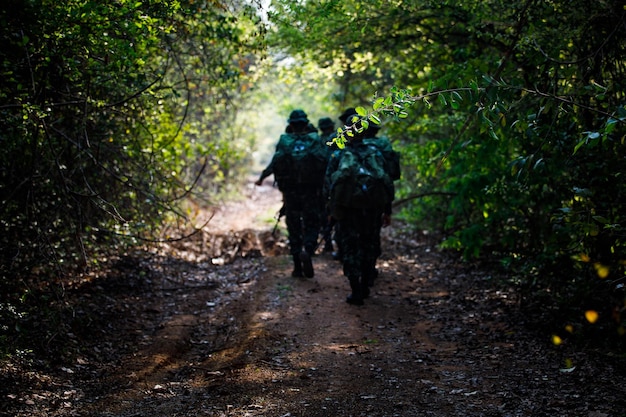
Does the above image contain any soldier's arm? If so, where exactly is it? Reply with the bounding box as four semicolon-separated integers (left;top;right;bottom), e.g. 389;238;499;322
256;159;275;185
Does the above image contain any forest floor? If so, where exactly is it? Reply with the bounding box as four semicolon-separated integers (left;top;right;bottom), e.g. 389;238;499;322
2;178;626;417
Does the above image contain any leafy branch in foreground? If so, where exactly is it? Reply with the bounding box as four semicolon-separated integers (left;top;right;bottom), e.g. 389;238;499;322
332;86;475;148
333;82;626;148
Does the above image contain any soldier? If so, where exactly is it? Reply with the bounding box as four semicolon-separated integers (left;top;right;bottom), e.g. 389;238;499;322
255;110;327;278
325;108;399;305
360;121;401;286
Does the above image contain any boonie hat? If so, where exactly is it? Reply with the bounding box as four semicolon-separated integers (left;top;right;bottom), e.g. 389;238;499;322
318;117;334;129
288;109;309;123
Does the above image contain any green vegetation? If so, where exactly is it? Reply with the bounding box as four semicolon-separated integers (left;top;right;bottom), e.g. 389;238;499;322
0;0;264;357
1;0;625;356
268;0;626;345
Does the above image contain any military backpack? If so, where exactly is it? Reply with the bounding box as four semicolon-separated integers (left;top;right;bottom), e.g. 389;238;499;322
272;132;328;190
329;143;394;216
362;137;401;181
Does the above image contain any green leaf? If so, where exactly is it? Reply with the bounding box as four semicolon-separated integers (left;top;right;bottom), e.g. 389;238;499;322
593;215;609;224
369;114;381;124
372;97;384;111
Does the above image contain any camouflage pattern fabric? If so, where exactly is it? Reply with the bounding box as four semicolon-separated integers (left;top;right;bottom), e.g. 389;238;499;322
282;187;322;256
338;207;381;283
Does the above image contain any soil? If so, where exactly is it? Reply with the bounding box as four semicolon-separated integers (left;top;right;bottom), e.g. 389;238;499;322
2;178;626;417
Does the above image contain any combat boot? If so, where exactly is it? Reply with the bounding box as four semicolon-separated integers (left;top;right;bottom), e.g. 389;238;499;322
292;255;303;277
299;250;314;278
346;277;364;305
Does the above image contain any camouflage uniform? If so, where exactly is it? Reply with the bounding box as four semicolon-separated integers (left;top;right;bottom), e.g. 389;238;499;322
325;108;398;305
337;205;384;302
282;185;322;258
256;109;324;278
361;134;400;275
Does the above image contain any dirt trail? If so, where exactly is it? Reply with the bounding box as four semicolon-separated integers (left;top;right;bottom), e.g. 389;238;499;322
3;180;625;417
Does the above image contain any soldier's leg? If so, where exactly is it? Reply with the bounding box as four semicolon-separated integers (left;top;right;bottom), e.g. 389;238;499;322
301;191;320;254
359;210;381;292
340;215;365;305
299;194;320;277
322;211;334;253
283;194;304;277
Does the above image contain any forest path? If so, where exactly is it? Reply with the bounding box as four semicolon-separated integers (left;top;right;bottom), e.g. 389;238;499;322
4;179;624;417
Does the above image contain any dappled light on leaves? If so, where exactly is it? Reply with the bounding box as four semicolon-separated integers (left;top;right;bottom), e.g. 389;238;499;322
593;263;610;279
585;310;599;324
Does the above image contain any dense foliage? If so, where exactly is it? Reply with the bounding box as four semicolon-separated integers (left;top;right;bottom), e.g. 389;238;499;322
267;0;626;343
2;0;625;358
0;0;264;355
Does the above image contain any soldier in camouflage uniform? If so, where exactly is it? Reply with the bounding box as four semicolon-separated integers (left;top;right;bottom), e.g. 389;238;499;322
361;124;400;286
255;110;324;278
325;108;398;305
